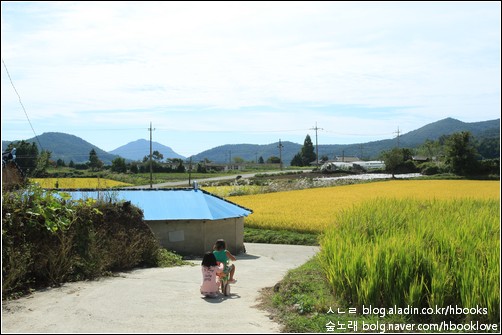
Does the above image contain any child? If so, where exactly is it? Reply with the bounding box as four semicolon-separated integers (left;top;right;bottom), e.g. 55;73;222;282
200;252;224;298
213;239;237;283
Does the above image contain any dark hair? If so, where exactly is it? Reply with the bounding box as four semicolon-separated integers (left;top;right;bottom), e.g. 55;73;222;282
201;252;217;267
214;239;226;251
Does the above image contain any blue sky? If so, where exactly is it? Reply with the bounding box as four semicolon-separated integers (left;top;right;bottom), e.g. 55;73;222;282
1;1;500;157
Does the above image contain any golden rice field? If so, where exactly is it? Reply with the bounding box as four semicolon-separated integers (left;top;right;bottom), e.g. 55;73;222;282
320;197;500;323
30;178;132;189
227;180;500;233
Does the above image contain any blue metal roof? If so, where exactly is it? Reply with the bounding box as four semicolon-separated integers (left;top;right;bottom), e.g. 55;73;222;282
62;188;253;221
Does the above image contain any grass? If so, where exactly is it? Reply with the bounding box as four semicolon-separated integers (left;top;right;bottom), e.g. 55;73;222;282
244;227;319;246
258;256;409;333
155;248;191;267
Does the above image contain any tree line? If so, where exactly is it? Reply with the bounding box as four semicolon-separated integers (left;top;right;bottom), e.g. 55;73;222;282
289;132;499;177
4;130;499;178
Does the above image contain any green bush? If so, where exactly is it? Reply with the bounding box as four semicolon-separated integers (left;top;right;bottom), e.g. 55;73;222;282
2;185;163;298
419;162;443;175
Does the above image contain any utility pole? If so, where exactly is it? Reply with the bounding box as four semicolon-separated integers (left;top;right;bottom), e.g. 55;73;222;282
148;122;155;188
395;126;401;148
310;122;323;167
278;139;284;170
188;156;192;186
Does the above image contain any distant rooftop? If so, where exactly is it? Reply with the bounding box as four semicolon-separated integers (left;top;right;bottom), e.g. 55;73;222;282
61;188;252;221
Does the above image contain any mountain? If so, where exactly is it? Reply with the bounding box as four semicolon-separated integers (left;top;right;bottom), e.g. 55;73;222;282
2;117;499;165
2;132;121;165
192;118;500;163
109;139;185;161
191;142;301;164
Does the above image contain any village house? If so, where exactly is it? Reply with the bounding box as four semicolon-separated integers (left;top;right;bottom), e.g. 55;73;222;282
63;186;252;256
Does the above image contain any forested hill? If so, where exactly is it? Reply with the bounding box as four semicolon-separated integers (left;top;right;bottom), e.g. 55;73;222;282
2;117;499;164
191;117;500;162
2;132;120;165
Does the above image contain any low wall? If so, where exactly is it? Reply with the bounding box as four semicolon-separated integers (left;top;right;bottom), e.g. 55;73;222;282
147;217;244;257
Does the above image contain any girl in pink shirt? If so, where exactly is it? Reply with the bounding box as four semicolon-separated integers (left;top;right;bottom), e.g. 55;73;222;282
200;252;224;298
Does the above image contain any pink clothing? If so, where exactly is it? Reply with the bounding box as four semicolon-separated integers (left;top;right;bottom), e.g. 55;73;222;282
200;263;224;296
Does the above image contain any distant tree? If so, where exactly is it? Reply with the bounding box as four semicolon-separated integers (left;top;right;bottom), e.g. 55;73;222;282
170;158;185;173
69;160;75;168
56;158;66;167
33;150;52;177
267;156;281;164
258;156;265;164
111;157;127;173
476;137;500;159
300;135;316;165
129;161;139;174
380;147;418;177
444;131;480;176
290;135;316;166
6;140;38;176
290;153;303;166
196;163;207;173
152;150;164;162
380;148;404;178
89;149;103;171
233;156;245;164
320;155;329;163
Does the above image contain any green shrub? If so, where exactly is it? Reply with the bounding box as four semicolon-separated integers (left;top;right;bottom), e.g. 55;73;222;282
2;184;164;298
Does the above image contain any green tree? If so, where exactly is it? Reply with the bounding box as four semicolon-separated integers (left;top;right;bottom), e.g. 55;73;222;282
267;156;281;164
381;148;404;178
290;153;303;166
6;140;38;176
233;156;245;164
56;159;66;167
111;157;127;173
258;156;265;164
33;150;52;177
291;135;316;166
129;161;139;174
444;131;480;176
88;149;103;171
300;135;316;166
152;150;164;162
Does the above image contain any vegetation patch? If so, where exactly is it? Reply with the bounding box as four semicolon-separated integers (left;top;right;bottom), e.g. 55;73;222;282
2;184;185;299
244;227;319;246
319;198;500;324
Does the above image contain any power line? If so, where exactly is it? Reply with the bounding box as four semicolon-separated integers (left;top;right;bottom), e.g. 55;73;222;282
2;58;43;150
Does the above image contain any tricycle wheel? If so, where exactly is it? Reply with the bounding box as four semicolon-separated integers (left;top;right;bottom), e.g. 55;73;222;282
224;283;231;296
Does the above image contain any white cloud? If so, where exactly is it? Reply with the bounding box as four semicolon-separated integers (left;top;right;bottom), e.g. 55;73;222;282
1;1;500;155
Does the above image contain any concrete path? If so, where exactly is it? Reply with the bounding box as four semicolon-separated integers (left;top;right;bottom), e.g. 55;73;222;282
2;243;319;333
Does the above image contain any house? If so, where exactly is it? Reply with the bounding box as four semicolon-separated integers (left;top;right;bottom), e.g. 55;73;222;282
63;186;252;256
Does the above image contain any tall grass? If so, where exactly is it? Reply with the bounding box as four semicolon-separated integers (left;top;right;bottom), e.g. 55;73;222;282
319;198;500;323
